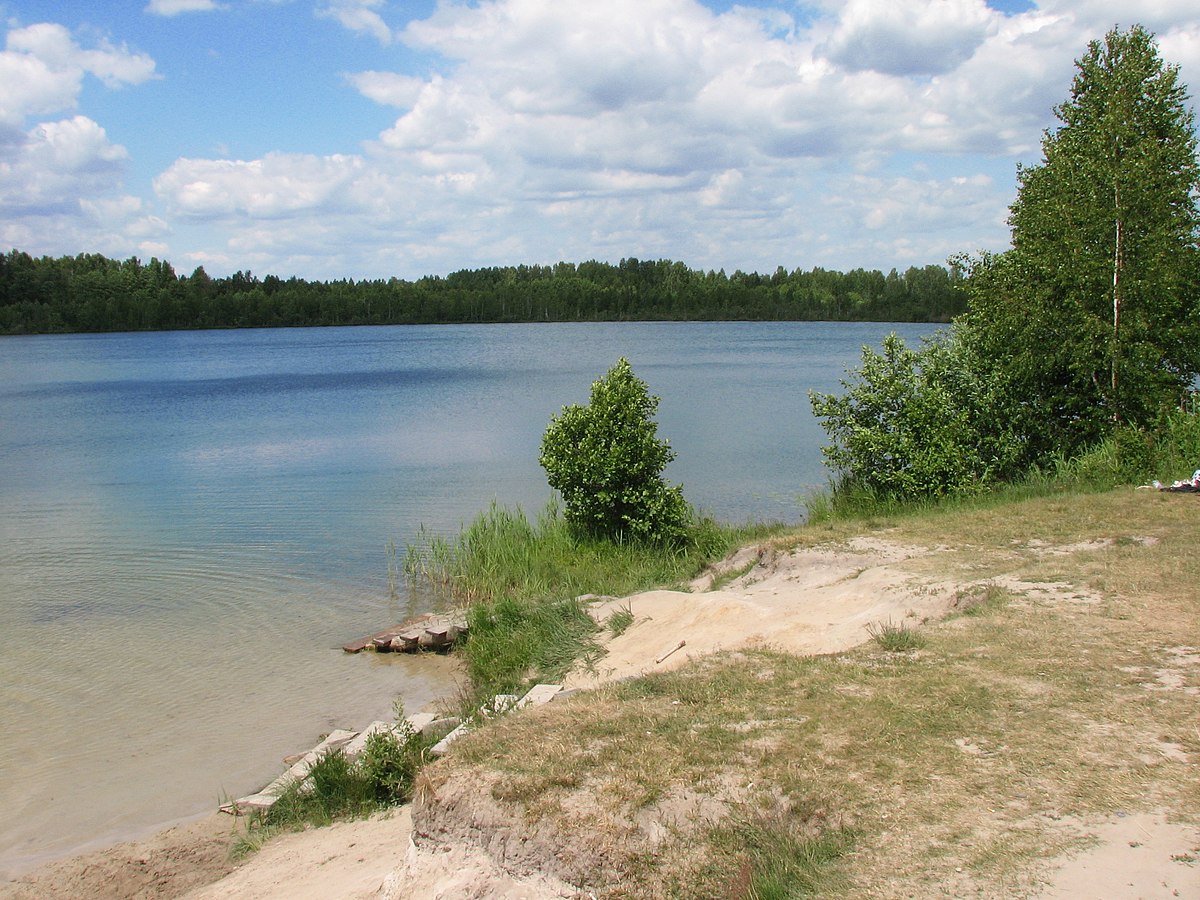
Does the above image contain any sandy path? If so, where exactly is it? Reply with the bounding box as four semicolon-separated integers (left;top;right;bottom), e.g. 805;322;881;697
181;810;414;900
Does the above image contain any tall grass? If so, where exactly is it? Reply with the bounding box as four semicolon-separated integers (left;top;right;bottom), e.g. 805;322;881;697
236;713;432;854
405;498;779;701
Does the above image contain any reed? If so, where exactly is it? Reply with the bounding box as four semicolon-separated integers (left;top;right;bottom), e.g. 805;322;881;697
405;498;779;702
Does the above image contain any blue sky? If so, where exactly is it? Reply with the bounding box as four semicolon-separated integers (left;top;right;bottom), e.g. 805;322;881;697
2;0;1197;280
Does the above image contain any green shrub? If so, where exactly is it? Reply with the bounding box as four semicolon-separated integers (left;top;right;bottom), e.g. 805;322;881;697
260;713;431;833
810;332;1026;503
540;357;690;543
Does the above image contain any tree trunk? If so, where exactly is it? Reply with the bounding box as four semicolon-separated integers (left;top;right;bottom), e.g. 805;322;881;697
1111;186;1123;421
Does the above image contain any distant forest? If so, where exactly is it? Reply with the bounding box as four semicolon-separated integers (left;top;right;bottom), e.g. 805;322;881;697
0;250;966;334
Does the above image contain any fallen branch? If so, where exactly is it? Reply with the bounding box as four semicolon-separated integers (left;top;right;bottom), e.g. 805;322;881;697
656;639;686;664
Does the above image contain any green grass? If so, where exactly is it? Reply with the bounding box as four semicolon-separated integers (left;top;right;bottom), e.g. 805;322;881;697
234;714;432;854
954;582;1013;618
708;560;758;592
405;498;781;703
807;404;1200;526
607;603;635;637
865;619;926;652
713;810;854;900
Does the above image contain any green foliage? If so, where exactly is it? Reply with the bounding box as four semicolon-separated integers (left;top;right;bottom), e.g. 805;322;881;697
812;26;1200;506
263;749;378;829
540;358;691;543
966;25;1200;443
358;719;424;803
809;332;1025;501
1045;403;1200;488
257;719;430;836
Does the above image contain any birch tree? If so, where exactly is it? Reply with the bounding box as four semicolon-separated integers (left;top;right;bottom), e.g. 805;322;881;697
999;25;1200;428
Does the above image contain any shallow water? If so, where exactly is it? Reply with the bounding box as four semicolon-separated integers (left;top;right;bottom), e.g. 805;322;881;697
0;320;935;875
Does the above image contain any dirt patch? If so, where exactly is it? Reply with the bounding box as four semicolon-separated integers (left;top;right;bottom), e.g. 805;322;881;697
567;537;958;689
183;810;415;900
1037;812;1200;898
0;815;237;900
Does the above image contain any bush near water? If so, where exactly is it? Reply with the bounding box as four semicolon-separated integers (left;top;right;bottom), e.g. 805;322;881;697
811;26;1200;508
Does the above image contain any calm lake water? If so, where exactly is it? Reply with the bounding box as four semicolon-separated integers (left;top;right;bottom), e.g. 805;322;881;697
0;320;936;876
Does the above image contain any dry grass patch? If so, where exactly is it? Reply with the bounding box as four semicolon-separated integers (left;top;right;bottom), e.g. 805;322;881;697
414;488;1199;897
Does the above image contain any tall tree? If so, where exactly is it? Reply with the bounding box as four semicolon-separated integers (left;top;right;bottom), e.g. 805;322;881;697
979;25;1200;435
813;26;1200;501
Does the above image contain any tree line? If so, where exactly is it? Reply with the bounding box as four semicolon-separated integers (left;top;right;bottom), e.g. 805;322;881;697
0;253;966;335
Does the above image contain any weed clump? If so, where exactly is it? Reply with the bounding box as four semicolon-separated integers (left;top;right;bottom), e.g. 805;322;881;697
237;711;431;851
865;620;926;652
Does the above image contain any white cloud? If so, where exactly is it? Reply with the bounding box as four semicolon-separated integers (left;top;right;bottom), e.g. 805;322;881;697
155;0;1080;275
0;116;127;213
128;1;1200;278
144;0;222;16
318;0;393;45
343;71;424;108
154;153;366;217
0;23;156;125
822;0;998;76
0;117;165;258
1156;24;1200;83
1038;0;1200;35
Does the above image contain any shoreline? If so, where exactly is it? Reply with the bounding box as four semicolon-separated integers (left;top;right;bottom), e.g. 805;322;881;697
1;534;960;897
5;492;1198;898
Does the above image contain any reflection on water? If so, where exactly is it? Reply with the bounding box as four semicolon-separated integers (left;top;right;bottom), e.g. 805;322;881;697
0;321;935;875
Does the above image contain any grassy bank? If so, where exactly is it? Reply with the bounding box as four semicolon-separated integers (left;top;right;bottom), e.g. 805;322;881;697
404;499;782;702
421;484;1200;897
806;403;1200;526
229;410;1199;884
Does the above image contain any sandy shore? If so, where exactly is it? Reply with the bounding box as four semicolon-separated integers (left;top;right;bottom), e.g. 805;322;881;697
4;534;1196;899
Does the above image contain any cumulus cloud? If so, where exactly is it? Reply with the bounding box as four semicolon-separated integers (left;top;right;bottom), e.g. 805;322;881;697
1158;25;1200;81
822;0;998;75
100;0;1200;277
154;153;366;217
343;71;424;108
1;23;156;125
0;116;126;213
154;0;1099;275
318;0;394;44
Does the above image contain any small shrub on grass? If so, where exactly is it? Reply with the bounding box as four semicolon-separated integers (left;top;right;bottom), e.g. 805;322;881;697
265;749;376;829
866;620;927;652
255;716;431;836
540;357;691;544
359;721;424;803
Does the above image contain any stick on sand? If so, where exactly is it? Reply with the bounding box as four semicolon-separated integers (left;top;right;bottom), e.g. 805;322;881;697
656;639;686;664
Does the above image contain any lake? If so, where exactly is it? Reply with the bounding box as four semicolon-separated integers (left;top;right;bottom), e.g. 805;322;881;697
0;320;936;876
